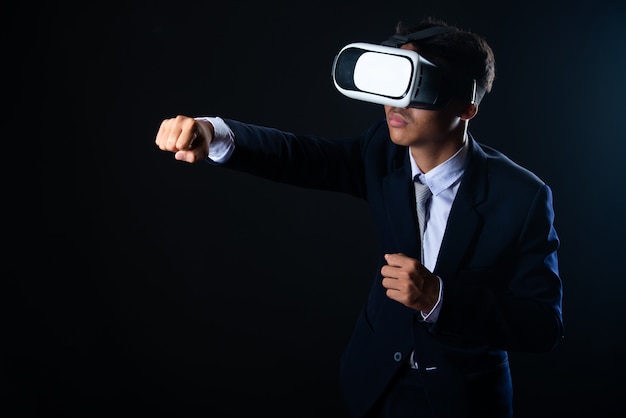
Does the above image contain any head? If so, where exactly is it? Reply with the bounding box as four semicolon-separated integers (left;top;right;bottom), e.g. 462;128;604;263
384;18;496;152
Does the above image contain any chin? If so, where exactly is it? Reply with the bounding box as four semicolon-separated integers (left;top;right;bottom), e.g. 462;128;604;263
389;136;405;145
388;130;411;146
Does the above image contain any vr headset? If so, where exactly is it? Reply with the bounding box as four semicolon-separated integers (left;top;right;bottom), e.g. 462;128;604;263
331;26;478;109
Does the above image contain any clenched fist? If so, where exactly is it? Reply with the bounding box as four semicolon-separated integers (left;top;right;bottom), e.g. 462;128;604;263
155;115;215;163
381;252;440;313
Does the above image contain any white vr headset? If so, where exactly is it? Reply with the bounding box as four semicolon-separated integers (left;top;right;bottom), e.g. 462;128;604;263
331;27;478;109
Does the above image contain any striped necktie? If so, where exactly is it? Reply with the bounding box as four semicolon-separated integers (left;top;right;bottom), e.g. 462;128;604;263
414;179;432;262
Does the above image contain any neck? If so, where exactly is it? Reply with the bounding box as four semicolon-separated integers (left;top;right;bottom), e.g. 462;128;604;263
410;131;467;174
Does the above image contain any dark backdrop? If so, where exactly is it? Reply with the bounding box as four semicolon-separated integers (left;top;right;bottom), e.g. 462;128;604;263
10;0;626;417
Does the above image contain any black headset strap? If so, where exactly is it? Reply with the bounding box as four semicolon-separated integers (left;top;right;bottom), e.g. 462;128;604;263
381;26;457;47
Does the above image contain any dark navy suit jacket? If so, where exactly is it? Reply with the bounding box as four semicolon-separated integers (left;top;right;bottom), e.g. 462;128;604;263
218;117;564;418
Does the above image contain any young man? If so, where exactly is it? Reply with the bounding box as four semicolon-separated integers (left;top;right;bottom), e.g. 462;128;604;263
155;18;564;418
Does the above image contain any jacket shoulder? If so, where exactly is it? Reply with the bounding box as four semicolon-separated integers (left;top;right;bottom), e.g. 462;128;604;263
473;140;547;189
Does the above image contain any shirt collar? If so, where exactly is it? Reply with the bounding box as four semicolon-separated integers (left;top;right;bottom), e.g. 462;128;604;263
409;138;469;196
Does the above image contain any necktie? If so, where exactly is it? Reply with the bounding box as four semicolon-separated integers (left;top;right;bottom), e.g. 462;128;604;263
414;179;432;262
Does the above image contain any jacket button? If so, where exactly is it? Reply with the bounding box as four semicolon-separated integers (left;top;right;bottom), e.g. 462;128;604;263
393;352;402;362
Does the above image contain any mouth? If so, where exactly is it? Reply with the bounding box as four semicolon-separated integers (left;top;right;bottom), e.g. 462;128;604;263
387;110;409;128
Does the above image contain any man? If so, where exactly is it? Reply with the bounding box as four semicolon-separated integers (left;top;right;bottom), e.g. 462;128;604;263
155;17;564;418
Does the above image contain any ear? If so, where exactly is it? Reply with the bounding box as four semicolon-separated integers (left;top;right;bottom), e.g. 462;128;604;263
459;103;478;120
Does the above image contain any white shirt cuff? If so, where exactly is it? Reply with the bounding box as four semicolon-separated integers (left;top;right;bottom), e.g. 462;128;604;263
195;116;235;163
421;276;443;323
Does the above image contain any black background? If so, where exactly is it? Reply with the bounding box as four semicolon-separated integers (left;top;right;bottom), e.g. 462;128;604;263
10;0;626;416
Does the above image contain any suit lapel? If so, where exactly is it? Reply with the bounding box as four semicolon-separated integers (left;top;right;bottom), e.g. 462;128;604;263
434;137;488;279
382;151;421;260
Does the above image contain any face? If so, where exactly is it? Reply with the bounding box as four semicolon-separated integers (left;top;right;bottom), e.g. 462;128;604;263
385;44;474;148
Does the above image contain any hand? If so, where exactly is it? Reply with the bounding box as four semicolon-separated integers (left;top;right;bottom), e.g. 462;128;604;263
155;115;214;163
381;253;440;312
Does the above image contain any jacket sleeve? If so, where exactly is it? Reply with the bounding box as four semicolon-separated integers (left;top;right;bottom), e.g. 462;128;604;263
215;118;369;199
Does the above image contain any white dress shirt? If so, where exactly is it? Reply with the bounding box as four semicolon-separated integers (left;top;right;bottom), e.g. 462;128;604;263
409;141;468;322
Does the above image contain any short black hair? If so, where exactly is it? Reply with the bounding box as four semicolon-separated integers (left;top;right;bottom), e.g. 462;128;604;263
394;17;496;104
